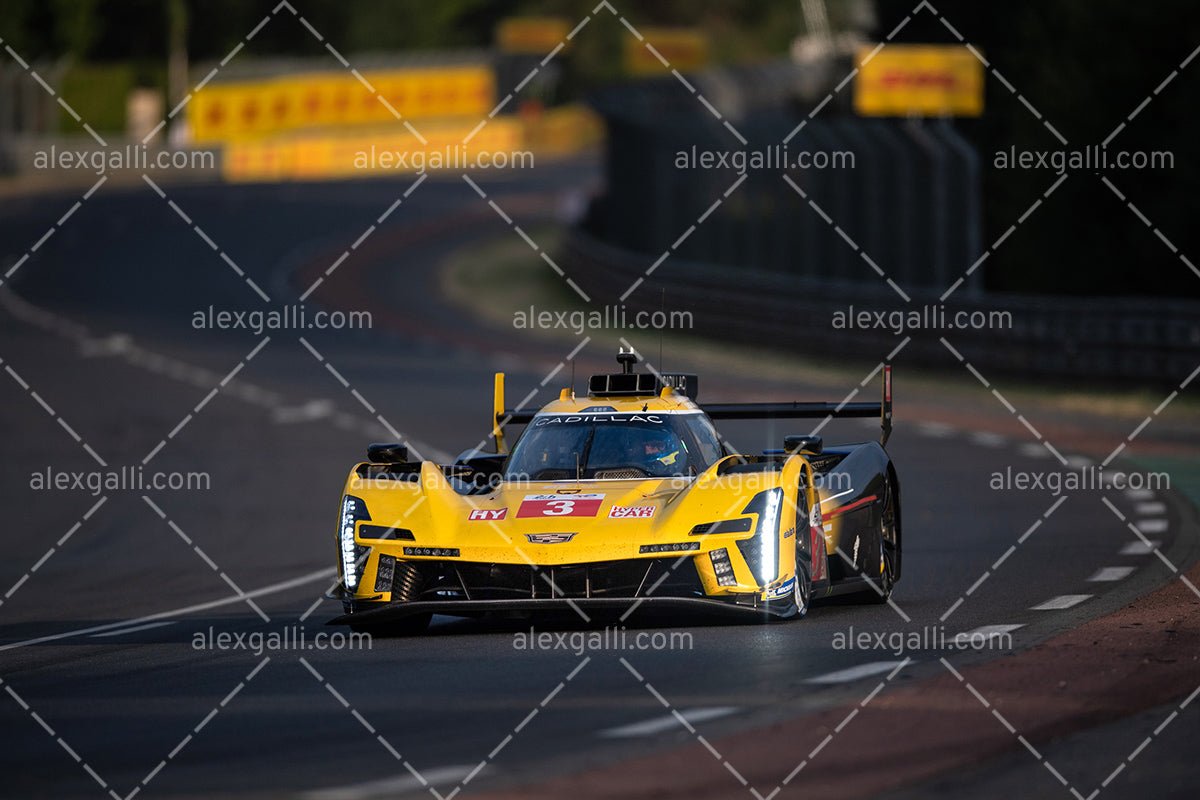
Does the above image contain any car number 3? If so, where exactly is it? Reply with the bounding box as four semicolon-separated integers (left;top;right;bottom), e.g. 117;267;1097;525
542;500;575;515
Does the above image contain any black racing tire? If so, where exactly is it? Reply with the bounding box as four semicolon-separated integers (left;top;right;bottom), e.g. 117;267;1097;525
763;501;813;622
791;501;813;619
792;538;813;619
867;477;900;604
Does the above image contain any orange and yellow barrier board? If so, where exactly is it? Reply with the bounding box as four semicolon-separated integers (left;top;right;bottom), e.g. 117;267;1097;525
189;65;495;144
222;118;520;182
221;105;603;183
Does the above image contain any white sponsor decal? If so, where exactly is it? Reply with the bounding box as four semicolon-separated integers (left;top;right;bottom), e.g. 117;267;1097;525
533;414;666;425
534;409;701;417
609;505;656;519
523;493;605;501
766;577;795;599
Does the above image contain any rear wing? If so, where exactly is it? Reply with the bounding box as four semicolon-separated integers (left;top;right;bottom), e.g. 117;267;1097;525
703;364;894;446
491;373;540;453
491;364;894;450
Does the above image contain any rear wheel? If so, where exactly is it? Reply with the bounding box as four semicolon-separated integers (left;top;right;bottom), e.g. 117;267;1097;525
869;478;900;604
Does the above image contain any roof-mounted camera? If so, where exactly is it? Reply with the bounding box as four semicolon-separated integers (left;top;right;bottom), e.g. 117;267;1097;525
586;349;699;398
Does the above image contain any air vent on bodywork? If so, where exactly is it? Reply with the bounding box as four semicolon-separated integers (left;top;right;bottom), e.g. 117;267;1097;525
358;524;415;541
595;469;646;480
806;453;847;474
690;518;754;536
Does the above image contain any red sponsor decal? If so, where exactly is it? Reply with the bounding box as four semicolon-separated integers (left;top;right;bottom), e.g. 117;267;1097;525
609;505;656;519
810;524;828;582
517;493;604;518
820;494;877;523
879;70;958;90
468;508;507;521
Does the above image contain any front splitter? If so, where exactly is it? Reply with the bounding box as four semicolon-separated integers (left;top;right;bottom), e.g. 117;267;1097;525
328;595;793;626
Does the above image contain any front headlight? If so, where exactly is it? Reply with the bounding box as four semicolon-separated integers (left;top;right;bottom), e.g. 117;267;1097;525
734;487;784;586
758;488;782;585
338;495;370;590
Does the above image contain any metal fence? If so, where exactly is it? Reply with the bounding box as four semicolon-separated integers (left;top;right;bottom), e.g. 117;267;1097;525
585;65;983;295
568;63;1199;384
562;227;1200;384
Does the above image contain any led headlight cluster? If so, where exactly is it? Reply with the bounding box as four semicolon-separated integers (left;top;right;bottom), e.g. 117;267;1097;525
735;488;784;587
758;488;781;584
710;548;737;586
374;554;396;592
403;546;460;557
639;542;700;553
339;495;370;590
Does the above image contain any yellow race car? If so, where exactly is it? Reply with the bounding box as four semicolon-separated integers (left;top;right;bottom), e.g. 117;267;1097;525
328;351;901;633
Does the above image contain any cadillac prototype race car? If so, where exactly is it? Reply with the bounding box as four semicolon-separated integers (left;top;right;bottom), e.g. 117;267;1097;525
328;351;901;633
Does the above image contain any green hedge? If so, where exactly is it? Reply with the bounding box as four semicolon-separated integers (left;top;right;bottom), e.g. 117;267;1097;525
58;63;164;134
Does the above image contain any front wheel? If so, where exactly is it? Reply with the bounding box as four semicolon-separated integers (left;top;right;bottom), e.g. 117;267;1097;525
792;543;813;618
791;503;813;619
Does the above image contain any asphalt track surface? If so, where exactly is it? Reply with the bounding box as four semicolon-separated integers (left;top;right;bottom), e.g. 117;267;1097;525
0;162;1195;799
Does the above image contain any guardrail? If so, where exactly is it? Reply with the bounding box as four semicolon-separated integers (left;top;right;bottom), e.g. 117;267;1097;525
561;226;1200;385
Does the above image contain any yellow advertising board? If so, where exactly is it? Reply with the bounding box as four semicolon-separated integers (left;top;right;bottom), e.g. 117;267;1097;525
497;17;571;55
624;28;709;76
221;104;603;183
189;64;495;144
223;118;522;182
854;45;984;117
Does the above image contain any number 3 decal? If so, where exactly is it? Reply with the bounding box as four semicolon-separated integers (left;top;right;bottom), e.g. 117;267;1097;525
543;499;575;516
517;494;605;518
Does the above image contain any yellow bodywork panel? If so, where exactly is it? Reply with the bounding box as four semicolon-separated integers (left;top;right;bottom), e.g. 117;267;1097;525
339;432;812;603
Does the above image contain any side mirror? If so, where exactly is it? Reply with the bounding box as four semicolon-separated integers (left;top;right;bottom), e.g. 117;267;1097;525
784;434;823;455
367;442;409;464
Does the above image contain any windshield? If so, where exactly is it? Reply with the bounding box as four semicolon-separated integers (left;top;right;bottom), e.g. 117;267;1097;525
504;412;722;480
